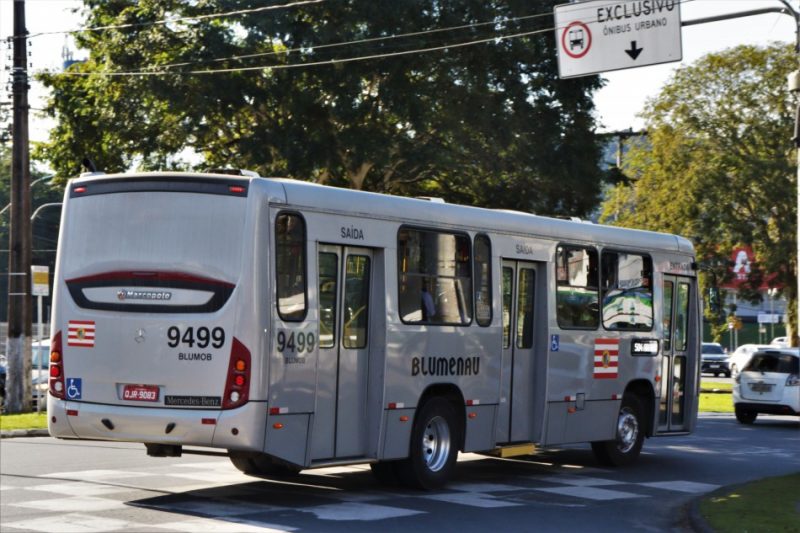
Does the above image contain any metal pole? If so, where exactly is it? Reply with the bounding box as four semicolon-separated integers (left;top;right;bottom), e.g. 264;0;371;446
6;0;33;413
36;294;42;413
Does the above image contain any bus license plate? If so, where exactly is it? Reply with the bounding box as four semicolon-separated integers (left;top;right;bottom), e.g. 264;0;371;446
123;384;160;402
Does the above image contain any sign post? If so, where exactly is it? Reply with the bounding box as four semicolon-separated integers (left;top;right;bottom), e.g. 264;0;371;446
31;265;49;413
555;0;683;79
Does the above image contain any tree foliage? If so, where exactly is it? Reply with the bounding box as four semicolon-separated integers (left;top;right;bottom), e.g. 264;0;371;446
600;43;797;340
38;0;606;216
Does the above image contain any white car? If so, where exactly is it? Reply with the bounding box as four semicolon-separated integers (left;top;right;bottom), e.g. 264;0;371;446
770;336;789;348
733;348;800;424
728;344;772;378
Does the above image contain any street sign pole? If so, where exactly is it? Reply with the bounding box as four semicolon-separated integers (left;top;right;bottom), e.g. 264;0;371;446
31;265;49;413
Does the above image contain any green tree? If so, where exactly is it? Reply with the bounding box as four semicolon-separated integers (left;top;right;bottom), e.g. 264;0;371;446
38;0;606;217
600;43;797;343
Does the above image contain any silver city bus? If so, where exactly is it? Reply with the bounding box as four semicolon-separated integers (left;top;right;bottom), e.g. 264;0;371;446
48;171;700;489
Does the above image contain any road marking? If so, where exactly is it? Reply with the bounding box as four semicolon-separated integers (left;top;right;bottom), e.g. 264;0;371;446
11;496;125;512
638;481;719;493
155;517;295;532
300;502;424;521
427;492;524;508
538;475;622;487
534;486;645;500
2;513;135;533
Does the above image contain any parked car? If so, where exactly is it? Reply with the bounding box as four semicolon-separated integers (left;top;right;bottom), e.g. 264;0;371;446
0;341;50;409
701;342;731;377
729;344;773;378
733;348;799;424
770;336;789;348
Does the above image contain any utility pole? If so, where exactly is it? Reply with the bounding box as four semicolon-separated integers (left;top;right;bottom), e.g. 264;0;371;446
6;0;32;413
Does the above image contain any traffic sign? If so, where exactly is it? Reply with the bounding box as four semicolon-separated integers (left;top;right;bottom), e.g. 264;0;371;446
31;265;49;297
555;0;683;79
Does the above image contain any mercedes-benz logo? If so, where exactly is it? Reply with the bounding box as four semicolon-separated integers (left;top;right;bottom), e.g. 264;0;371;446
135;328;146;344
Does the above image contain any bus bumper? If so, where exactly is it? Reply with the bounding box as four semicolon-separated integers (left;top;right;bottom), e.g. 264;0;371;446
47;395;267;452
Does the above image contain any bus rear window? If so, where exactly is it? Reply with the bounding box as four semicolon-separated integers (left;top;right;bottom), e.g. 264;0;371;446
62;191;245;283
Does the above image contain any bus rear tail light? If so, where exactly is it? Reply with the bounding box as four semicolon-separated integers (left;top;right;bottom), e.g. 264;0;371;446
49;331;65;399
223;338;251;409
787;374;799;387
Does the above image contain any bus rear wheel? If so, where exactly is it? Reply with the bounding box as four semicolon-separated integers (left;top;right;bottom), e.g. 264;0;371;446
396;397;459;489
229;451;301;477
591;394;644;467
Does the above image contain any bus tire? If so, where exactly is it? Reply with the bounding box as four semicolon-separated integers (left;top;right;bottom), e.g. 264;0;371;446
370;460;401;485
397;397;459;489
591;394;644;467
229;451;301;477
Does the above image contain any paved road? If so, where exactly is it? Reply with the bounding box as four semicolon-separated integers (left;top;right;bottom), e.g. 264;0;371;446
1;413;798;532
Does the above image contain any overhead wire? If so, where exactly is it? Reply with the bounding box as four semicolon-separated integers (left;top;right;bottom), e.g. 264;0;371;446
18;0;329;40
43;0;696;78
157;11;557;71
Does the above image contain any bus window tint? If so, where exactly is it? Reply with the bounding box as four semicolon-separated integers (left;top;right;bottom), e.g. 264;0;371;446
318;252;338;348
398;228;472;325
675;282;690;352
343;255;370;348
555;246;599;329
474;235;492;326
276;213;307;321
601;252;653;331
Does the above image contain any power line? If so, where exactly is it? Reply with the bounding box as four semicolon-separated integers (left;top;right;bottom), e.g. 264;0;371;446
17;0;328;40
54;27;554;77
157;11;556;71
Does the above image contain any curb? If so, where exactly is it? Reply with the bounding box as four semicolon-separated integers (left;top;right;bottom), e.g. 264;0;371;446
0;428;50;438
687;497;715;533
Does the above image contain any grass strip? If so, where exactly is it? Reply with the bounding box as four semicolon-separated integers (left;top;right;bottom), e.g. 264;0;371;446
0;412;48;431
699;392;734;413
699;473;800;533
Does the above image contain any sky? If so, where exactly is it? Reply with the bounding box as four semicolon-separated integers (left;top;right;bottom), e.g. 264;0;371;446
0;0;797;147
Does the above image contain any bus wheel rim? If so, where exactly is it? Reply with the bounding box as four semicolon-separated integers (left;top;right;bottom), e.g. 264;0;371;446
421;415;451;472
616;406;638;454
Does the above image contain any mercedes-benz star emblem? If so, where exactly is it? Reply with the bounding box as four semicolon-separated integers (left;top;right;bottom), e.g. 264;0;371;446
135;328;146;344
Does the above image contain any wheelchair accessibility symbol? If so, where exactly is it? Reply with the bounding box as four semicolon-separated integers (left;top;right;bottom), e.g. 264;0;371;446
66;378;82;400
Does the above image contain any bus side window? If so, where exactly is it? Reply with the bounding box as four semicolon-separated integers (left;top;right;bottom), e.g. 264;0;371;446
600;251;653;331
474;234;492;327
276;212;307;321
398;227;473;325
555;245;599;329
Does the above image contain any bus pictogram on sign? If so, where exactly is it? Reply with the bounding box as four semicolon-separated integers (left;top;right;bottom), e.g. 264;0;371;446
562;21;592;59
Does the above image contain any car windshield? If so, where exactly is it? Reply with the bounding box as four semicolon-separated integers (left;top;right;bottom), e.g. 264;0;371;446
702;344;725;355
32;346;49;369
745;353;799;374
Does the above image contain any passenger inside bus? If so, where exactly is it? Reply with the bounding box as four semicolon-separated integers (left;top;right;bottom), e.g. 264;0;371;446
421;279;436;321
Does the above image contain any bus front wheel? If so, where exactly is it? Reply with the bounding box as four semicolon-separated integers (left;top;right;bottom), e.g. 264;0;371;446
591;394;644;467
397;397;459;489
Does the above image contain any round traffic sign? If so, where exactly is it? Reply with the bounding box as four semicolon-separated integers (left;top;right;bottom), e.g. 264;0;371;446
561;21;592;59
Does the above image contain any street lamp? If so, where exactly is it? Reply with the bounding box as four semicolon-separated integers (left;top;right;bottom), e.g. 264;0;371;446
768;287;779;340
0;174;55;217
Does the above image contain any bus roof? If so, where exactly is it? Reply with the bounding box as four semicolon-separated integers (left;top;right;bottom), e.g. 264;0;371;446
70;172;694;255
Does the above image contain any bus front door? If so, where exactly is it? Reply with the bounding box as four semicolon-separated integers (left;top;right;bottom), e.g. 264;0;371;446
497;260;539;444
313;245;374;459
658;275;695;433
